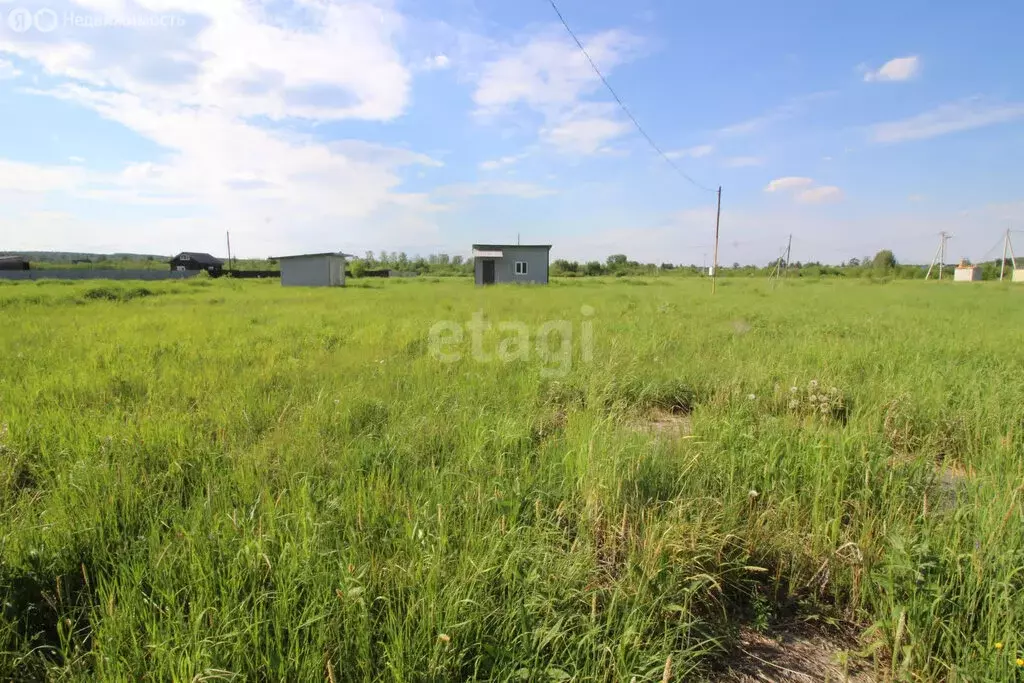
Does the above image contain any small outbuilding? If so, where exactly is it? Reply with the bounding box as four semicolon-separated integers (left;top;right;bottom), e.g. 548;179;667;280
472;244;551;285
170;252;224;275
274;252;353;287
953;259;981;282
0;256;30;271
1014;269;1024;283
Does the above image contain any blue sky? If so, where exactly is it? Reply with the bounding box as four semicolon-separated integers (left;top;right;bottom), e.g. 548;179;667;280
1;0;1023;265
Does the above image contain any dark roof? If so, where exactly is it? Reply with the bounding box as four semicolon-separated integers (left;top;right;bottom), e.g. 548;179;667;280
172;252;224;265
472;244;552;250
0;255;27;262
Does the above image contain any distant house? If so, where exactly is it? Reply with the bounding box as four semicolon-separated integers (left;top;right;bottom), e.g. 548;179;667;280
0;256;29;271
273;252;354;287
953;259;981;282
472;244;551;285
169;252;224;275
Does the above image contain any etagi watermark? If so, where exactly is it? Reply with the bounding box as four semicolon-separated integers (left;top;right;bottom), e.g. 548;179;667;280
428;306;595;377
5;7;185;33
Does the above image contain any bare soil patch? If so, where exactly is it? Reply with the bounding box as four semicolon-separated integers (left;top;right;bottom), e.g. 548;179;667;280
719;623;877;682
630;407;693;438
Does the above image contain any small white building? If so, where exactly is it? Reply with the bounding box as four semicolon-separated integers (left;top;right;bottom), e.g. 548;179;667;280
953;259;982;282
274;252;353;287
1014;269;1024;283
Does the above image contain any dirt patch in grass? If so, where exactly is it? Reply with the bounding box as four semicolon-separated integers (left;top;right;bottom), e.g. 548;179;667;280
720;623;876;682
630;407;693;438
634;409;692;440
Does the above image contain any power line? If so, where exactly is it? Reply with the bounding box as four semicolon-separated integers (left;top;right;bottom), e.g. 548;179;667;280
546;0;717;194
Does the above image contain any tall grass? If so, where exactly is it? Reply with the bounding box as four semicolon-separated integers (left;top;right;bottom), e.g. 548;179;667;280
1;276;1022;680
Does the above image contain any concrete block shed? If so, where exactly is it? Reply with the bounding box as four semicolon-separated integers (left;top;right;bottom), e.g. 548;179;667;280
274;252;353;287
472;244;551;285
953;259;982;282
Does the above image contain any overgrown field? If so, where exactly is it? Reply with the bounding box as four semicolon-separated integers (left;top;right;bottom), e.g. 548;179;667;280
1;277;1022;680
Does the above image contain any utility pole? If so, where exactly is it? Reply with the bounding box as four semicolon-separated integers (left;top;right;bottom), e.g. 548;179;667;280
783;234;793;277
226;231;233;270
711;186;722;293
1008;230;1018;277
939;231;950;280
925;231;952;280
1001;228;1010;282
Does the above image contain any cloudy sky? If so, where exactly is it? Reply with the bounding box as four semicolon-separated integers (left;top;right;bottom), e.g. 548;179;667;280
0;0;1022;265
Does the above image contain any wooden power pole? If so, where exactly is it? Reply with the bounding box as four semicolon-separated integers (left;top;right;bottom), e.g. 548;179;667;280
711;186;722;293
226;231;233;270
783;234;793;277
1001;229;1010;282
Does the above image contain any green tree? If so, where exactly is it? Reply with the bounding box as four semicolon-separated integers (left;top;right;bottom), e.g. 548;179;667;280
872;249;897;272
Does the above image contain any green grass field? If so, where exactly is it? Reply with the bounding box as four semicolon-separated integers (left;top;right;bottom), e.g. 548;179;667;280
1;277;1023;680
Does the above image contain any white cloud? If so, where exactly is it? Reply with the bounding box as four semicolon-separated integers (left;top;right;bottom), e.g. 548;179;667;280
870;98;1024;143
863;56;920;82
479;151;530;171
764;176;841;204
0;159;85;192
0;59;22;79
540;103;630;155
428;54;451;70
908;194;925;202
723;156;764;168
473;29;639;114
2;1;413;122
764;177;814;192
472;28;640;155
797;185;843;204
435;180;555;199
0;0;454;255
665;144;713;159
68;156;86;163
717;91;834;137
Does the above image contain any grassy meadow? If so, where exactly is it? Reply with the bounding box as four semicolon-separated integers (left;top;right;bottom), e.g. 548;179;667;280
1;276;1023;680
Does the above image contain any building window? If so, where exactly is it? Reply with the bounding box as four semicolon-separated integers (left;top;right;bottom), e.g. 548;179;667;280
515;261;528;275
180;254;191;261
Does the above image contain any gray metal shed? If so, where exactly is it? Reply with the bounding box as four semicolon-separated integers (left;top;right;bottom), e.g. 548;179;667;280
273;252;353;287
472;244;551;285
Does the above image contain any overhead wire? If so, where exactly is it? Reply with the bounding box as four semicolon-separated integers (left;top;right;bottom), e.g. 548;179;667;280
546;0;717;194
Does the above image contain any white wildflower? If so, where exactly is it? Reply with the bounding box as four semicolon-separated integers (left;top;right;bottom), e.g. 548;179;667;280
747;393;757;401
790;386;799;394
748;489;759;499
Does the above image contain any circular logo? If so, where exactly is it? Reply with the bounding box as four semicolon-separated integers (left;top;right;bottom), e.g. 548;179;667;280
6;7;33;33
33;8;58;33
